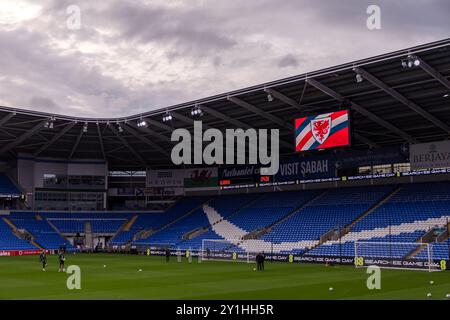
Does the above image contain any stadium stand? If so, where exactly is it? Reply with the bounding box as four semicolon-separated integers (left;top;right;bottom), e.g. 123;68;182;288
307;182;450;259
1;183;449;262
0;40;449;270
110;196;209;245
178;193;269;249
134;208;210;246
10;219;73;250
415;243;449;261
253;186;397;252
35;212;133;234
228;190;321;232
50;220;86;233
0;173;21;196
187;190;325;252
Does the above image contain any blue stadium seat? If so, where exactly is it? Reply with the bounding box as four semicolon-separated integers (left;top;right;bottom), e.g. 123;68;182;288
0;219;37;250
11;219;73;250
261;186;396;244
0;174;21;196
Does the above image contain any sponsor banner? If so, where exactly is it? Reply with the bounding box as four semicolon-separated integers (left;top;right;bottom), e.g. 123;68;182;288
410;140;450;170
356;257;445;270
131;247;449;269
344;172;397;181
275;157;335;181
147;168;218;189
221;183;257;190
117;188;137;196
259;180;297;188
335;146;408;169
144;187;184;196
300;255;355;265
0;250;42;256
219;165;260;180
219;157;336;187
0;193;21;199
109;188;146;196
135;188;145;196
299;177;341;184
401;167;450;177
218;164;261;188
295;110;350;152
146;170;185;187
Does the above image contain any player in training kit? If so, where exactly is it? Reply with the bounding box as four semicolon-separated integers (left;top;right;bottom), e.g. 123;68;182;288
39;250;47;271
58;250;66;272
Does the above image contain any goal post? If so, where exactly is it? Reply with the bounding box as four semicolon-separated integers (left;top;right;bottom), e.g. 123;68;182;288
354;241;442;272
201;239;251;263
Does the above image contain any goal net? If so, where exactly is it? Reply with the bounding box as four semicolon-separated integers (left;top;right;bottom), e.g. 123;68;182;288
354;241;443;272
201;239;251;263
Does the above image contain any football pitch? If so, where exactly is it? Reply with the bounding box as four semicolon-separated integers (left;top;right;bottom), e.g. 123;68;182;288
0;253;449;300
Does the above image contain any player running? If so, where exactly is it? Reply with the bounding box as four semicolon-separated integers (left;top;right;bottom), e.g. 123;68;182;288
39;249;47;271
58;250;66;272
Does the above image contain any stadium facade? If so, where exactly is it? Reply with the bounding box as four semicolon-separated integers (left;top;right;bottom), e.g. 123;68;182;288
0;39;449;271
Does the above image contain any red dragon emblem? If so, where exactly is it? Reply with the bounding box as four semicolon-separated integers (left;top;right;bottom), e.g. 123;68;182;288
311;117;331;144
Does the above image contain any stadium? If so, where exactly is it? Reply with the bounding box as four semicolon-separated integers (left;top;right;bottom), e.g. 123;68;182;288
1;35;450;300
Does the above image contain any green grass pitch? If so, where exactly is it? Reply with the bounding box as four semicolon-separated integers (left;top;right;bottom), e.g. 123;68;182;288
0;253;449;300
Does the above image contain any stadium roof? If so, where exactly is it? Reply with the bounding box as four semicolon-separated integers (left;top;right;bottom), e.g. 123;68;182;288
1;38;450;170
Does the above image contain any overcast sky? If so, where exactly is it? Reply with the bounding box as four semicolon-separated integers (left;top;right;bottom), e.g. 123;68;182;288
0;0;448;118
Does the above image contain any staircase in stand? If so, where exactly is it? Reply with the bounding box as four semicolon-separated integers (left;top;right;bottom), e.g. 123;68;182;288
263;190;328;234
147;198;212;237
123;215;138;231
108;215;138;244
2;217;42;249
347;185;402;231
406;243;428;260
46;219;70;243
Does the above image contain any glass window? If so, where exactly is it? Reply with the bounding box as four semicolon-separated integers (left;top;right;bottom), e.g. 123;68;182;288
358;166;372;174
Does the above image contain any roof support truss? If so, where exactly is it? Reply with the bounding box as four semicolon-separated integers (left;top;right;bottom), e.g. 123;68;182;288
96;123;106;160
127;121;171;143
108;124;147;167
123;123;169;157
264;88;317;113
171;111;212;130
227;96;293;130
34;122;76;156
201;104;293;150
0;112;16;127
143;117;173;132
417;57;450;91
353;132;380;148
68;126;85;160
